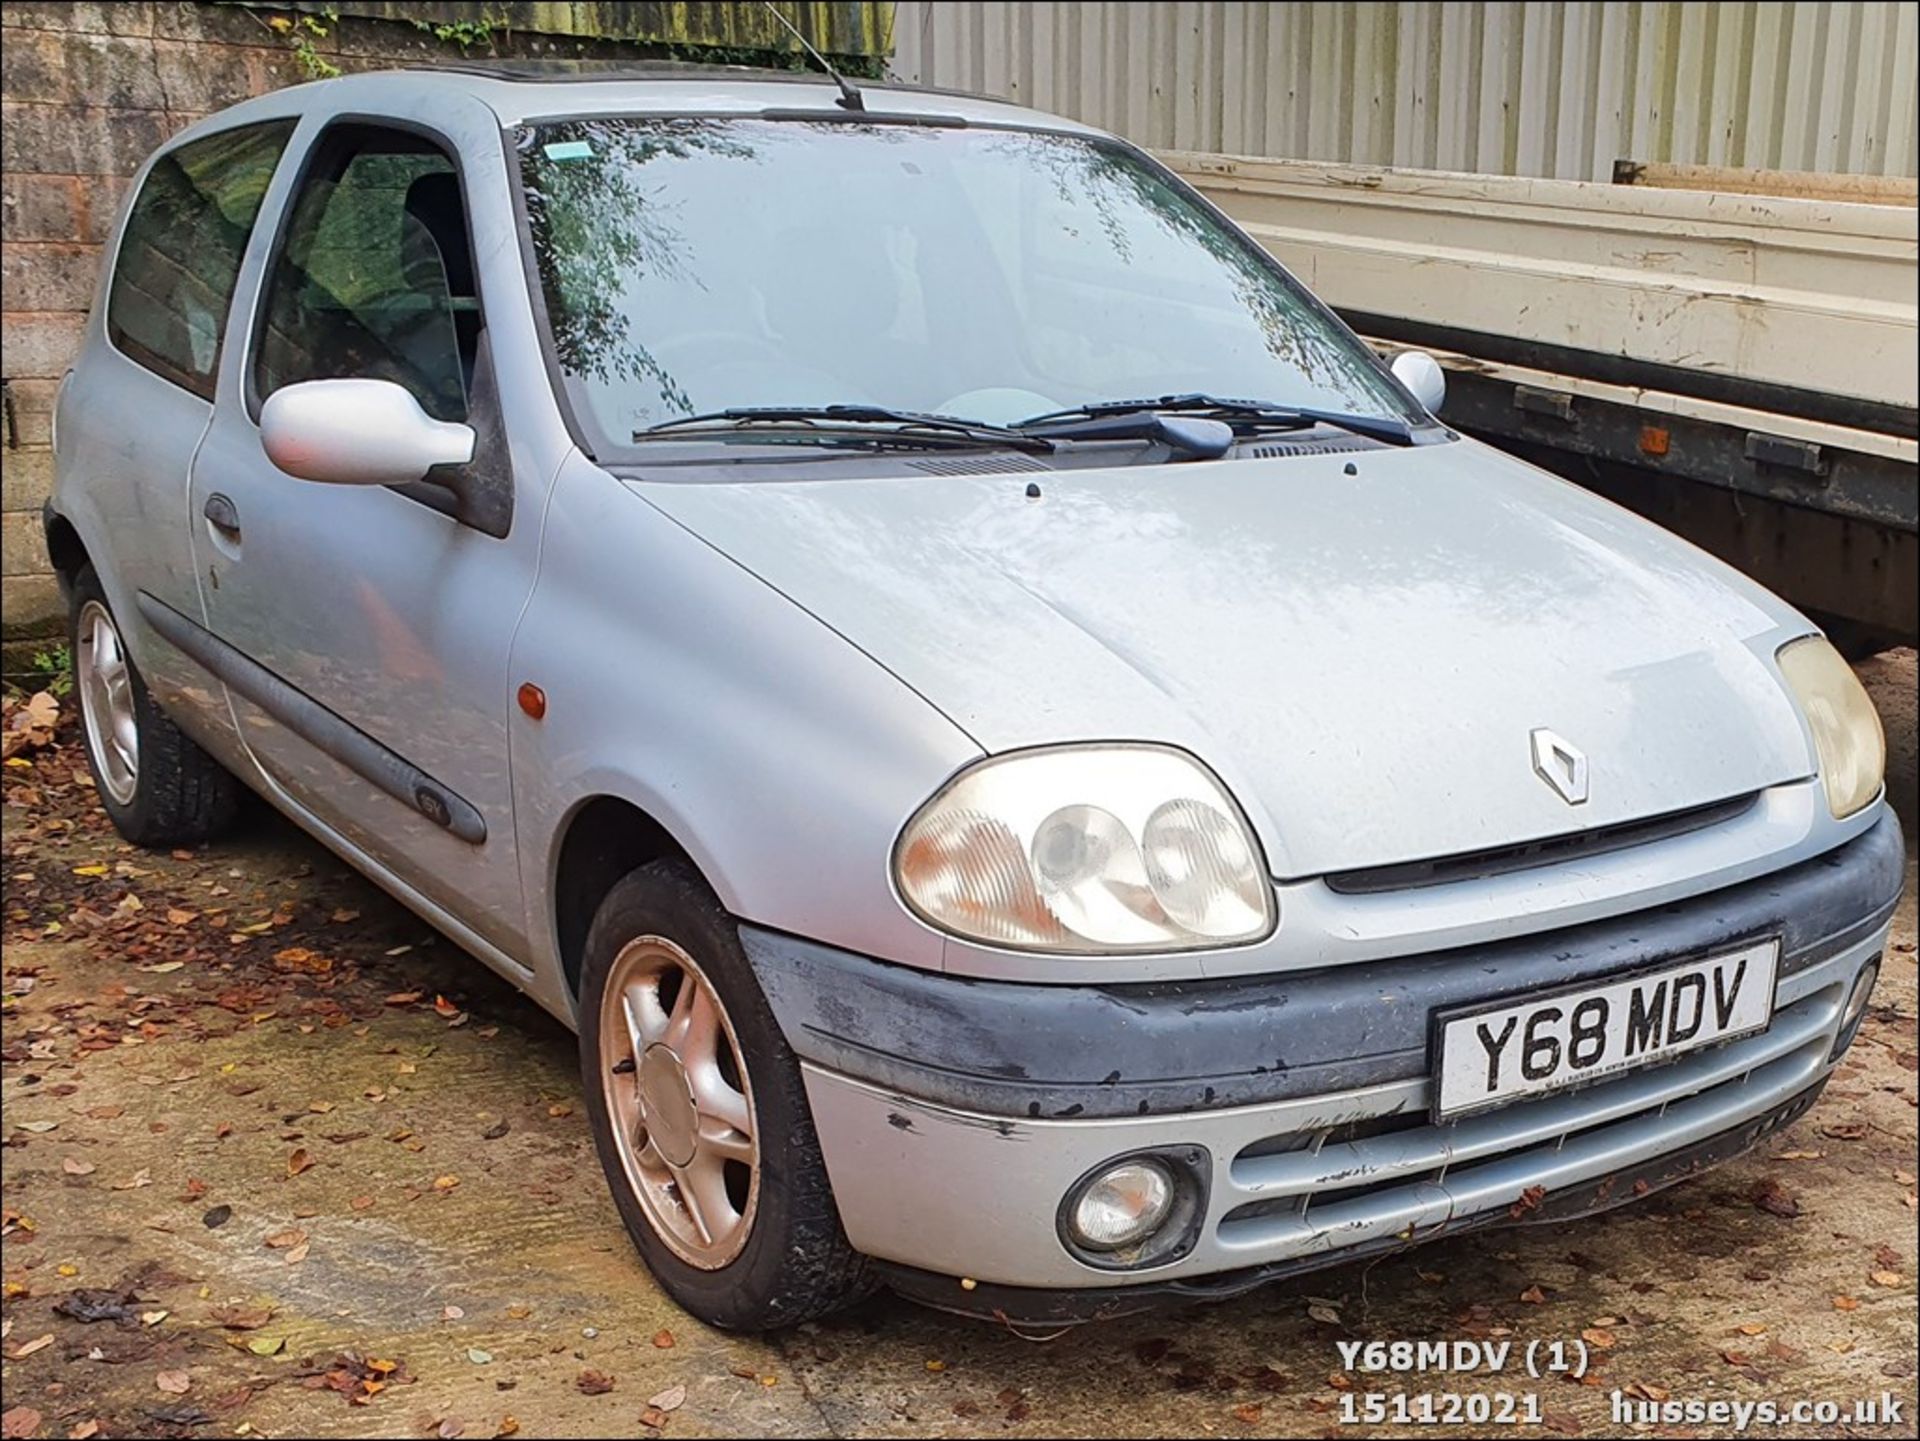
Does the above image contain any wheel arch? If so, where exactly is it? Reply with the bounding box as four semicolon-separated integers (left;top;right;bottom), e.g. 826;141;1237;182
42;505;91;599
549;792;709;1006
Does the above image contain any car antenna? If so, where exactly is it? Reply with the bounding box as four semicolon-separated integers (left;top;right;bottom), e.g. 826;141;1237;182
761;1;866;112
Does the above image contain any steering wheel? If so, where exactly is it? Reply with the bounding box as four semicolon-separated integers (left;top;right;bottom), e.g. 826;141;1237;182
935;387;1062;426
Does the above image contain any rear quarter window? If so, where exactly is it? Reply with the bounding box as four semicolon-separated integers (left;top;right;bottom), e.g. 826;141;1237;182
106;120;295;400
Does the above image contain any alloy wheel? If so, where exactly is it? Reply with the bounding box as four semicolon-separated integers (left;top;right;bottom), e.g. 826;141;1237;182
598;936;760;1268
76;599;139;807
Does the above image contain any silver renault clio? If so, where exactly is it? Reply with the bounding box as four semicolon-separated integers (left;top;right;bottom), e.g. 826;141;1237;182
45;63;1900;1329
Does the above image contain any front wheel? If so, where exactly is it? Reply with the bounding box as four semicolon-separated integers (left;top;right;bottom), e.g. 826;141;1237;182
69;565;239;847
577;861;872;1329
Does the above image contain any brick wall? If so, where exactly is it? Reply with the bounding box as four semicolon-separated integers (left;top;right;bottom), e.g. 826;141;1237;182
0;2;712;642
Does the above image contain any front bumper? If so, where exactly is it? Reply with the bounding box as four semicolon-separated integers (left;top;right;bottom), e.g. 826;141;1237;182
743;810;1902;1305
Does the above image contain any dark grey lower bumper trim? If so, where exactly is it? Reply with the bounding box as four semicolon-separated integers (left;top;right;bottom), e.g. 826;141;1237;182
742;810;1903;1119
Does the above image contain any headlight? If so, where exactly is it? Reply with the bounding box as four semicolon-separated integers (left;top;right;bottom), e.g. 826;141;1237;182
1777;635;1885;818
893;744;1273;953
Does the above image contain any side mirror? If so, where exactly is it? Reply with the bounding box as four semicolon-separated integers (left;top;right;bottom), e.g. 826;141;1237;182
261;378;475;486
1390;350;1447;414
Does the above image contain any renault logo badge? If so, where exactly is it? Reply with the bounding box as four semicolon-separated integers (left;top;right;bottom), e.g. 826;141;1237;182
1531;729;1589;805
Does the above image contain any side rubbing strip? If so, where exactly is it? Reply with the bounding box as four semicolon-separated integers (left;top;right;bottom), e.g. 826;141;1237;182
136;592;486;844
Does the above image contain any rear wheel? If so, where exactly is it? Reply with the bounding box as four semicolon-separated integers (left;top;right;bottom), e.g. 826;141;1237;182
69;565;240;847
578;861;872;1329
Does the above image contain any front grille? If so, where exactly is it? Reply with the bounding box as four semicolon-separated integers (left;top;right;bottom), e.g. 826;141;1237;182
1325;793;1760;894
1214;978;1842;1248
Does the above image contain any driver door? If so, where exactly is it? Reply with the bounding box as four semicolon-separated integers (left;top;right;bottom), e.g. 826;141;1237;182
186;112;536;962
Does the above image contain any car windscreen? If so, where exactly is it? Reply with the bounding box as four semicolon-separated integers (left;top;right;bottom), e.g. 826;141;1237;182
514;117;1422;455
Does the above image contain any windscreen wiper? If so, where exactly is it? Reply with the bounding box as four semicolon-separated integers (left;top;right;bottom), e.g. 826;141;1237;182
637;406;1056;453
1020;393;1419;447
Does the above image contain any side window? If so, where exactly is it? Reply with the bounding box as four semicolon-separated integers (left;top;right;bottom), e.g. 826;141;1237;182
106;121;295;400
255;125;480;422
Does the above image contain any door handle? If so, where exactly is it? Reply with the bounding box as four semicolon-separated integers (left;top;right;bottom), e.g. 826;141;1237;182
203;492;241;539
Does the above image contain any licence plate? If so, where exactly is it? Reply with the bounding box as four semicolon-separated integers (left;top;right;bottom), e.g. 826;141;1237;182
1432;938;1781;1121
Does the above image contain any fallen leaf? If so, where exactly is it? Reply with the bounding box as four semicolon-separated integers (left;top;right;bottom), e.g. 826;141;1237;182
647;1385;685;1412
210;1305;273;1330
651;1329;675;1349
287;1149;314;1177
438;1421;465;1440
17;1121;58;1134
1737;1322;1767;1336
577;1370;616;1396
7;1334;53;1359
1233;1402;1264;1424
62;1158;96;1176
1306;1302;1341;1325
385;992;423;1006
140;1310;168;1327
247;1335;286;1357
1750;1178;1800;1218
155;1370;191;1395
1519;1284;1548;1304
284;1242;310;1266
264;1228;308;1249
467;1348;493;1365
1581;1328;1615;1348
1870;1270;1900;1287
434;1175;460;1192
1;1407;43;1440
1833;1294;1860;1311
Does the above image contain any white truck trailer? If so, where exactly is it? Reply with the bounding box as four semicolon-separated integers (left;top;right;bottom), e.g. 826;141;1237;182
1164;152;1919;653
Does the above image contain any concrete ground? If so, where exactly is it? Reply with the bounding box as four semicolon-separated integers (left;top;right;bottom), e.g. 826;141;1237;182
2;653;1915;1441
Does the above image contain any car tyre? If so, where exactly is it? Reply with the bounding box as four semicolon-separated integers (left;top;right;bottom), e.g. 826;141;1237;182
69;564;241;847
578;860;874;1329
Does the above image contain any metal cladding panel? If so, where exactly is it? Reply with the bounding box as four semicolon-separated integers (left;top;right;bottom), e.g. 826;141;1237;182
890;1;1919;181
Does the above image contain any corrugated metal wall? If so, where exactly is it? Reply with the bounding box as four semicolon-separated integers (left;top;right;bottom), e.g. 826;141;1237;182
890;2;1919;180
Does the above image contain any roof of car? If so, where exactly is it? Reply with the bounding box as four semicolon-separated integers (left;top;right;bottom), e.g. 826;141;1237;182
254;60;1100;135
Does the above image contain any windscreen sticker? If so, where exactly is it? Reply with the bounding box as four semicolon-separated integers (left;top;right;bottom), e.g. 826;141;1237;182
543;140;595;162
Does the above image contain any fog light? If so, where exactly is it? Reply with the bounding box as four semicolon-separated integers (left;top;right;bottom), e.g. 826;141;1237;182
1832;960;1879;1059
1068;1160;1174;1251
